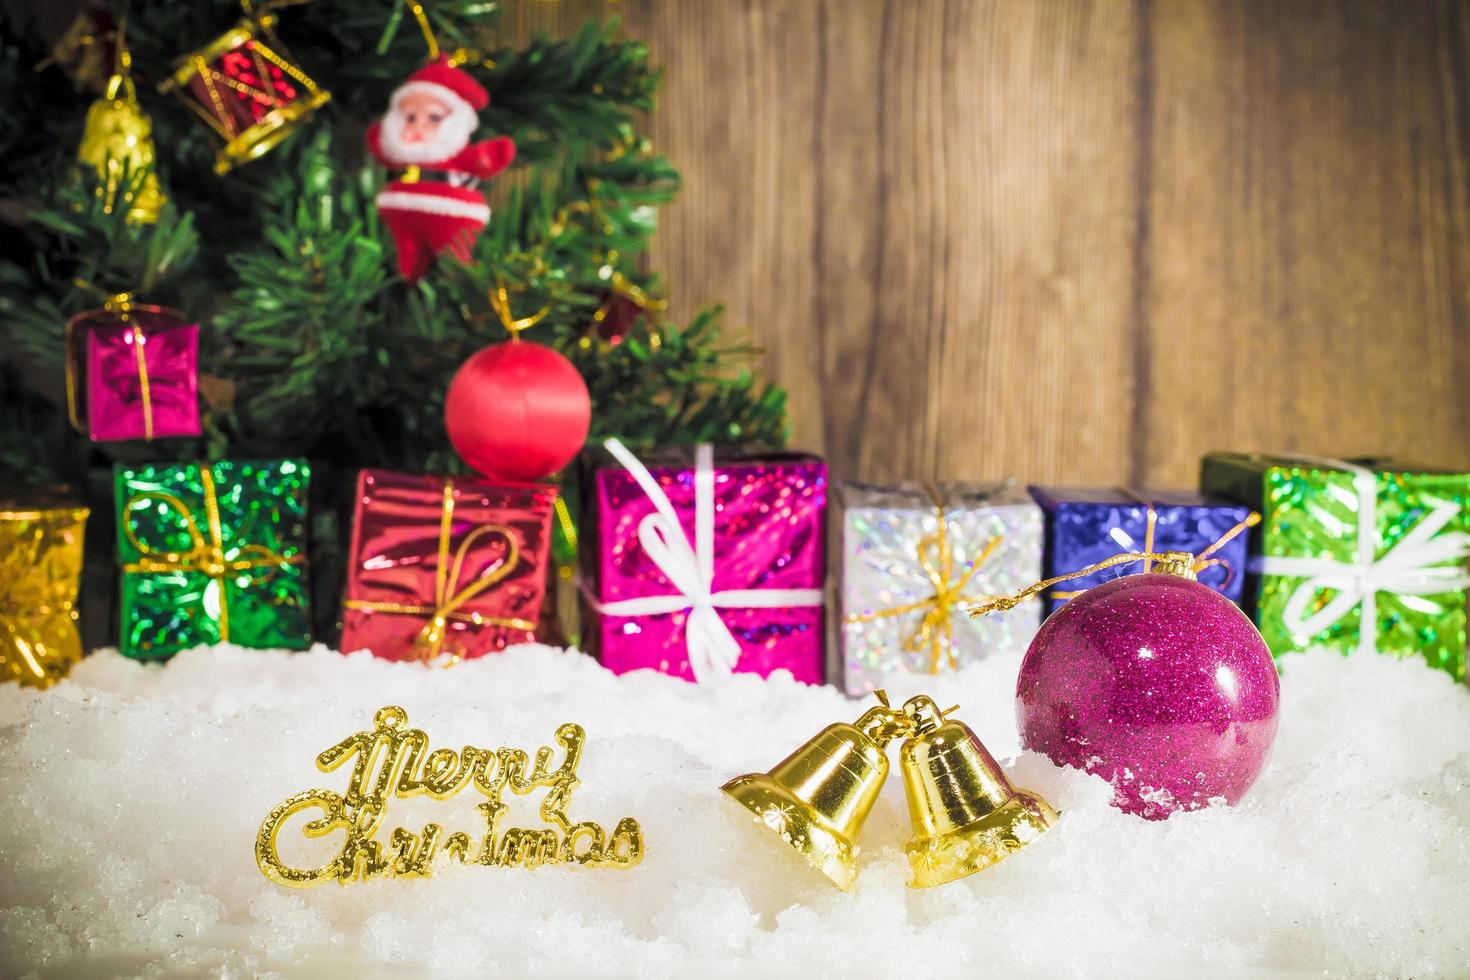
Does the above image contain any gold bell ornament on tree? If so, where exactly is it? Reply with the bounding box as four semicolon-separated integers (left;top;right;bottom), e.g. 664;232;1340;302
159;0;329;174
76;24;165;224
721;692;1058;890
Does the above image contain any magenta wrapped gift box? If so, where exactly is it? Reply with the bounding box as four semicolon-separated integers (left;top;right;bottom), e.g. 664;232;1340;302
70;304;200;442
582;442;828;683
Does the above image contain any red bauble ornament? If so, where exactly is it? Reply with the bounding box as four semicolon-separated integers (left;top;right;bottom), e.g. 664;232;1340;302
445;339;591;482
1016;569;1279;820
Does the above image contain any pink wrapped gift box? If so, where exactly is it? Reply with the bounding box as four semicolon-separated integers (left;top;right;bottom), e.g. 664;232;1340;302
583;441;827;684
70;304;200;442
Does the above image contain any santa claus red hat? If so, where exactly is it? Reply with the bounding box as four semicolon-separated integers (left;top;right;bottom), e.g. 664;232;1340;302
393;56;489;113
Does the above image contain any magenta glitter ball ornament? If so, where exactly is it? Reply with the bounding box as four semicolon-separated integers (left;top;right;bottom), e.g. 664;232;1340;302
1016;570;1279;820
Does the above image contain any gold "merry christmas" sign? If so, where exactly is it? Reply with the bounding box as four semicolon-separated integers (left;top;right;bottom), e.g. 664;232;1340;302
256;705;643;886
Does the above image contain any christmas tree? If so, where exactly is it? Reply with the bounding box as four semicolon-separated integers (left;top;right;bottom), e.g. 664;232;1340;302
0;0;787;643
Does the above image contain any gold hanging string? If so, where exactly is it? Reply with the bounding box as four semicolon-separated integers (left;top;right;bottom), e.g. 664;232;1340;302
395;0;489;69
489;279;552;339
342;480;532;664
103;14;133;101
242;0;312;53
1190;512;1262;585
1048;500;1262;602
121;467;302;642
242;0;313;23
969;550;1198;617
843;485;1005;673
403;0;440;61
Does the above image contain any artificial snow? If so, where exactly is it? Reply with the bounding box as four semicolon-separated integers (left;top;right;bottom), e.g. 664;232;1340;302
0;643;1467;979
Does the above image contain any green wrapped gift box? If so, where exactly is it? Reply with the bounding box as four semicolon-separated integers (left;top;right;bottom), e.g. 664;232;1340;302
1201;452;1470;680
115;459;312;660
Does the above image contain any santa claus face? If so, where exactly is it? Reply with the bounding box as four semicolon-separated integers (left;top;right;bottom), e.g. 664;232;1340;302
378;83;478;165
398;90;451;144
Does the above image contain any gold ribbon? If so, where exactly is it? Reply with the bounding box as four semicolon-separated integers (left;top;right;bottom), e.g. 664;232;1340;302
553;493;577;552
1048;498;1260;601
65;292;176;441
342;480;531;663
843;486;1004;673
121;467;302;643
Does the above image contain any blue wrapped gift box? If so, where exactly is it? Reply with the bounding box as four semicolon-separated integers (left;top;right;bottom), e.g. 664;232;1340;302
1030;486;1257;616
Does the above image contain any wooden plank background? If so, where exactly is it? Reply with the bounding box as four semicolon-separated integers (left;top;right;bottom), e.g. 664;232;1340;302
506;0;1470;488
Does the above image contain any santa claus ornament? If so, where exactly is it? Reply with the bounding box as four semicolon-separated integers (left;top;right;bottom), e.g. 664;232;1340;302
367;57;515;282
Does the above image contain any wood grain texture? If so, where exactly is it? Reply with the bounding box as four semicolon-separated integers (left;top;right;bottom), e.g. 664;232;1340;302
504;0;1470;487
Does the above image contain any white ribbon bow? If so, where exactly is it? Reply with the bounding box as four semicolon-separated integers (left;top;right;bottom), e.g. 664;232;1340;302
1249;455;1470;654
595;438;824;682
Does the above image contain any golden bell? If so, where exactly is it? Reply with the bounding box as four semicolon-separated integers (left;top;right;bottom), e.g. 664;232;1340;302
721;695;910;890
77;72;165;224
898;697;1058;888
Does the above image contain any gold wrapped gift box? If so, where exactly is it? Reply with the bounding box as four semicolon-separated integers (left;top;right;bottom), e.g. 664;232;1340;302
1;502;89;689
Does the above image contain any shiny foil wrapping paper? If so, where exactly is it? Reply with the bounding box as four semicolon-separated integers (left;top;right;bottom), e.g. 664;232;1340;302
1202;453;1470;680
584;449;827;683
1031;487;1256;616
82;311;200;441
115;459;311;660
839;482;1043;696
339;469;556;662
1;500;89;688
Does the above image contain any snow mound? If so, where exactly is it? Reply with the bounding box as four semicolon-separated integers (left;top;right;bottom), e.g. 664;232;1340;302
1;643;1467;978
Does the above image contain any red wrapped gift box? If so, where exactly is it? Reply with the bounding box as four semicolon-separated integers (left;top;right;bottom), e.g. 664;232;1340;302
340;469;556;662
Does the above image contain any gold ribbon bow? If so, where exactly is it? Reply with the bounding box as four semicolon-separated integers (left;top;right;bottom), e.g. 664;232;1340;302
343;480;532;664
121;467;301;643
844;487;1004;673
1049;496;1260;601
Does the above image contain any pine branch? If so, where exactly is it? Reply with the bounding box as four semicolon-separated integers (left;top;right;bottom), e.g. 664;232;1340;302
0;2;789;486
